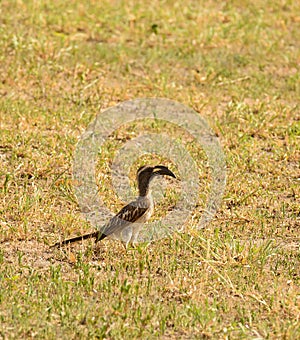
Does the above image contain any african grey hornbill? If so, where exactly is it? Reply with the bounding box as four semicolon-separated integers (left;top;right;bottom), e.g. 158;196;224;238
53;165;176;248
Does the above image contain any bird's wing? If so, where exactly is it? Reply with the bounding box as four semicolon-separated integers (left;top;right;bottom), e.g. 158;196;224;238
99;201;148;238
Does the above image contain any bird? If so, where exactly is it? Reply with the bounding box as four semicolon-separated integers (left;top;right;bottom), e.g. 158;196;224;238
52;165;176;248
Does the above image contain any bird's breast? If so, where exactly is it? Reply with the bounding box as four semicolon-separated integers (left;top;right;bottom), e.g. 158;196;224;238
135;195;154;223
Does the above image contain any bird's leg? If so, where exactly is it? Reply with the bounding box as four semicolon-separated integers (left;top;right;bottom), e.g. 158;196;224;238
119;226;132;250
130;223;141;245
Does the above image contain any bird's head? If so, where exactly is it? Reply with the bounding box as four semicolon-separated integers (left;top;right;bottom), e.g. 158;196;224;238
137;165;176;181
137;165;176;196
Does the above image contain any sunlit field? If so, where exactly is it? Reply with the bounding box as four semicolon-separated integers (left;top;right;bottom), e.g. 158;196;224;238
0;1;299;338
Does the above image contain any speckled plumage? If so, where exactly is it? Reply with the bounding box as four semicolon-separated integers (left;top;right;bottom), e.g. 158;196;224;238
53;165;175;248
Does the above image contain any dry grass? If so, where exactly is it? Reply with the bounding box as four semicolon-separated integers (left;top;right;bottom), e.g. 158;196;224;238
0;0;299;339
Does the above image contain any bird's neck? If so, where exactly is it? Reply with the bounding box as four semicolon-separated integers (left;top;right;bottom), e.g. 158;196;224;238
138;179;151;197
137;189;153;210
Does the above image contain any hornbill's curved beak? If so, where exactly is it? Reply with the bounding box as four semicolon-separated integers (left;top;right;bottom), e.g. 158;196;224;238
153;165;176;178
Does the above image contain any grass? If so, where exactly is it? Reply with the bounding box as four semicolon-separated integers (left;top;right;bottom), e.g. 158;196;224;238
0;0;299;338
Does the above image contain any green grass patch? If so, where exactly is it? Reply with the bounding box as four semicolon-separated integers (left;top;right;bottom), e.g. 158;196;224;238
0;0;299;338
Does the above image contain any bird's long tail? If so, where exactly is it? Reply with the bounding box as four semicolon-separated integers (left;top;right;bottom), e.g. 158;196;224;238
52;230;107;247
